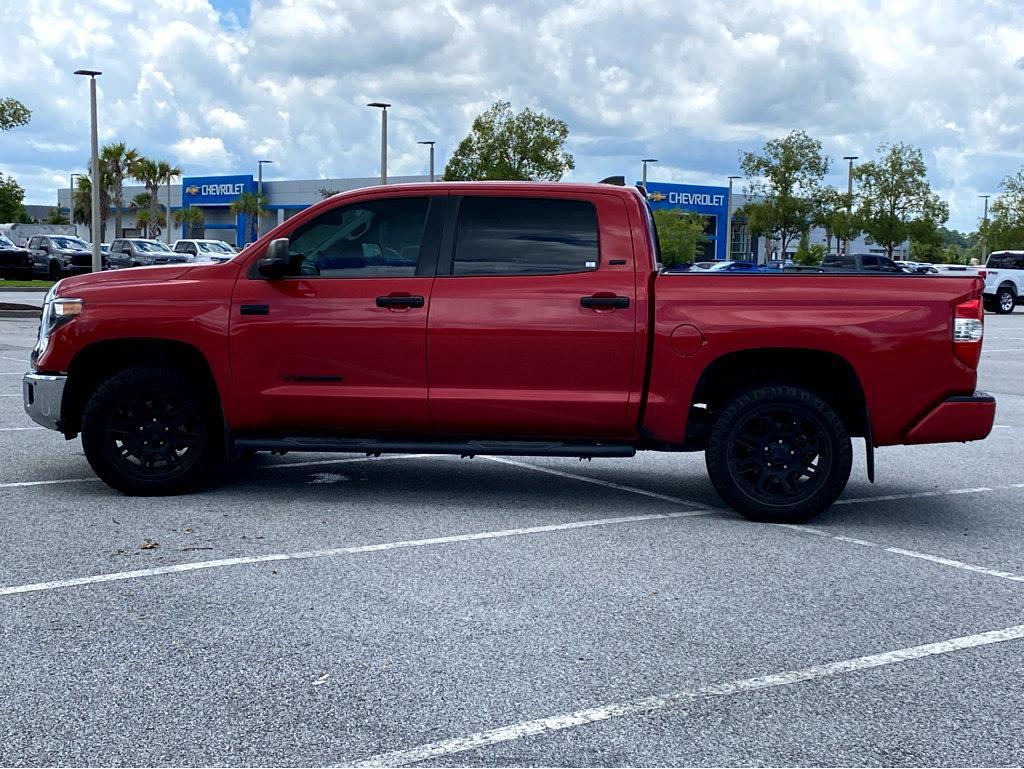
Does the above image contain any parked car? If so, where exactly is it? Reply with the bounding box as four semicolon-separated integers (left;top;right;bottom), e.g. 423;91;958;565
895;260;939;274
983;250;1024;314
0;234;34;280
707;260;758;272
107;239;189;269
691;261;716;270
820;253;907;273
0;223;76;247
23;182;994;524
172;239;238;263
26;234;97;279
763;259;795;271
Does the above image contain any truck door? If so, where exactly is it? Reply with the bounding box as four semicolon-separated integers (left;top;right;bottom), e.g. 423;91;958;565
426;193;639;438
229;194;444;433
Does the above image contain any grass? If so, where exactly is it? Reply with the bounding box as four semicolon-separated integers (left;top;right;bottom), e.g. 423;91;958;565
0;279;56;288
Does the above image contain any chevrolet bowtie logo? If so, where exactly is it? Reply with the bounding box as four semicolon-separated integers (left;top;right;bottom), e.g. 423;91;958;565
648;191;667;202
185;185;200;196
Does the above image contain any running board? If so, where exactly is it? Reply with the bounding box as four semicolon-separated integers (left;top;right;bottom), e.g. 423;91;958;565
232;436;636;459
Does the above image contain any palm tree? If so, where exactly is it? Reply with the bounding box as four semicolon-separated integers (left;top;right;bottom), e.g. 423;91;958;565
131;157;181;240
85;158;114;242
229;191;269;245
72;176;92;239
100;141;138;238
173;206;204;239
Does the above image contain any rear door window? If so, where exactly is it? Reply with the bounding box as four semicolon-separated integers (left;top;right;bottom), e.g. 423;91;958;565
452;197;599;276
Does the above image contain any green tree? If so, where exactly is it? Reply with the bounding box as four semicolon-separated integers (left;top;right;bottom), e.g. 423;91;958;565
46;207;69;224
0;173;26;221
812;186;859;253
0;98;31;131
131;158;180;239
739;130;830;258
985;166;1024;251
854;142;948;259
443;100;574;181
72;175;92;237
101;141;139;238
173;206;205;238
651;209;707;267
229;191;270;244
319;187;341;199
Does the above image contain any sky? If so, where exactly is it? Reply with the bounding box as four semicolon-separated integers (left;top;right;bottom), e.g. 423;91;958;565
1;0;1022;231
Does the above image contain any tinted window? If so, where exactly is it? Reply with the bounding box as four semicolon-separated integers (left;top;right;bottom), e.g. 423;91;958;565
861;255;879;270
283;197;429;278
453;197;599;276
878;257;900;272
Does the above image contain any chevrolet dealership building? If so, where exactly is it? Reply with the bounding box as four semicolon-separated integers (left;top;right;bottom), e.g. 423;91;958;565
57;174;893;260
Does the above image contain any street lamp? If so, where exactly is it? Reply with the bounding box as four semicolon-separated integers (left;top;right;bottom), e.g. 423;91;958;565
417;141;436;182
74;69;102;272
726;175;741;262
367;102;391;184
842;156;858;256
980;194;991;263
641;158;657;187
165;168;179;244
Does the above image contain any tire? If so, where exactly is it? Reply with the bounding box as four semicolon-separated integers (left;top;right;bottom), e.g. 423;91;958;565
81;366;221;495
47;260;62;281
995;286;1016;314
705;385;853;524
984;295;996;313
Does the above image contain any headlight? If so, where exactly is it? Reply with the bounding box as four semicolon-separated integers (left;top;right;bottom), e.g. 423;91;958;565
32;284;83;366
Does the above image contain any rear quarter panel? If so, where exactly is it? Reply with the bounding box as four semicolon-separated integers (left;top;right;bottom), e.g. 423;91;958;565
644;273;984;446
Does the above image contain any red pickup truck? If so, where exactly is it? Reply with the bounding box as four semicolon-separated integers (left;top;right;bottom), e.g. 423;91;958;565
23;182;995;523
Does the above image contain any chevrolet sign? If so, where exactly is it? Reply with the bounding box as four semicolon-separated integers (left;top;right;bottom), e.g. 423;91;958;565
181;174;256;205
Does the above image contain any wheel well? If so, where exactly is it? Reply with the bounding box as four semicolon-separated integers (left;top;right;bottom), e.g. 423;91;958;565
998;281;1016;294
684;348;868;447
62;339;221;438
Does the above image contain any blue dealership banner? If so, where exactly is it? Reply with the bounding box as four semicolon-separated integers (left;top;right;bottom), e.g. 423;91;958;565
643;181;729;260
182;174;256;206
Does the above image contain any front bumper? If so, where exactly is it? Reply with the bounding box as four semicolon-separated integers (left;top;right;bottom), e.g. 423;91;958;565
23;373;67;432
903;391;996;445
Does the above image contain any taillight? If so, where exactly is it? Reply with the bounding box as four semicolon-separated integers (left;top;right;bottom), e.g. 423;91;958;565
953;298;984;368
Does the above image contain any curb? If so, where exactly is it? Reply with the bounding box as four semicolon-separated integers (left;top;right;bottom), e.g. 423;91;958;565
0;287;50;293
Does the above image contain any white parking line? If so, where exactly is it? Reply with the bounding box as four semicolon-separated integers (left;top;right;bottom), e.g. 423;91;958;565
0;356;28;363
781;525;1024;583
267;453;433;470
0;508;712;597
0;478;100;489
984;348;1024;353
0;394;22;397
485;456;712;509
0;426;42;431
352;622;1024;767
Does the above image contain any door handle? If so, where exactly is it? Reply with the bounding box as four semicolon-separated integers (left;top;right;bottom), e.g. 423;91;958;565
376;294;425;309
580;295;630;310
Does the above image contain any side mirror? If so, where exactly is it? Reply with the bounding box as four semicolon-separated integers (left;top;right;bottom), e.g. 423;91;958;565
257;238;292;278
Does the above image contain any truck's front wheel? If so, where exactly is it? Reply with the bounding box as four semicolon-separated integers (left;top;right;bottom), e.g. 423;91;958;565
81;366;220;496
705;386;852;523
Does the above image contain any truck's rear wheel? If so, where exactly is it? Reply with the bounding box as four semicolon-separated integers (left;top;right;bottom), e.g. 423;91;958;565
705;385;852;523
81;366;219;495
995;286;1016;314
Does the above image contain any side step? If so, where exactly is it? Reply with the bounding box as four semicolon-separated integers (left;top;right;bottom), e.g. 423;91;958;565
232;436;637;459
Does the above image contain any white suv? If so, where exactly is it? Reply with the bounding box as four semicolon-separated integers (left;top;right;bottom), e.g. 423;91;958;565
984;251;1024;314
172;239;238;263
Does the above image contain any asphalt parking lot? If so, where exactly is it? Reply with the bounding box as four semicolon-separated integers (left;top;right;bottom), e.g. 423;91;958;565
1;313;1023;767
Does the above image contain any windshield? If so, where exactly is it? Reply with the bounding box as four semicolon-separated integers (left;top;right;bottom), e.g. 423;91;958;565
0;235;15;249
198;241;234;254
51;237;89;250
708;261;737;271
132;240;173;253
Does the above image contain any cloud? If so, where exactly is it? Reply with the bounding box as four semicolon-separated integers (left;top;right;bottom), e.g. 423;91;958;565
2;0;1023;230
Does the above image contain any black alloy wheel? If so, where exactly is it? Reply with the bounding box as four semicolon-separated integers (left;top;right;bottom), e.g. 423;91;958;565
705;385;852;523
82;366;219;495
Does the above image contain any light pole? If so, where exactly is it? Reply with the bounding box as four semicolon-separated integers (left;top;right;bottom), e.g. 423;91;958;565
641;158;657;187
842;155;858;256
980;194;991;263
417;140;436;182
257;160;273;239
367;102;391;184
74;69;102;272
165;168;178;244
726;175;741;262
